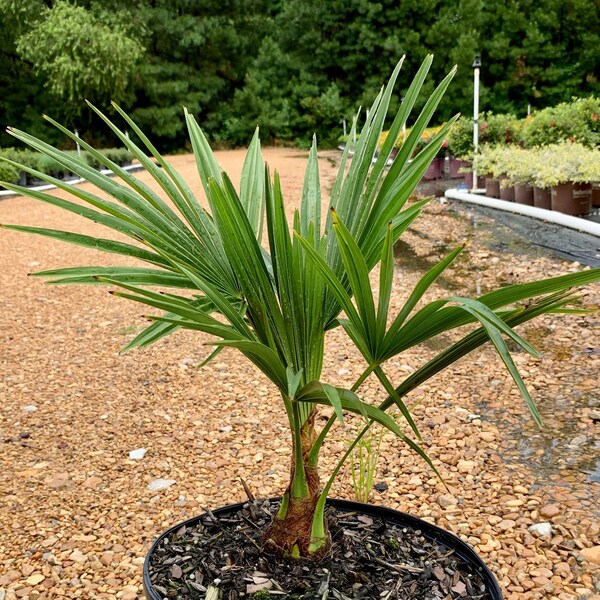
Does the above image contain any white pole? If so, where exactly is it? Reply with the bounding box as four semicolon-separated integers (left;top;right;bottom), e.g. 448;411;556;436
343;119;347;137
472;62;480;192
75;128;81;157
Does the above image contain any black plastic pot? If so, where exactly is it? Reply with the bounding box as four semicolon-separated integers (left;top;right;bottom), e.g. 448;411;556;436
143;498;503;599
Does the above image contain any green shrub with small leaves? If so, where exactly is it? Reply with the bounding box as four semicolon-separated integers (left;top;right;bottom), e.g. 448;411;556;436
474;142;600;188
521;98;600;149
446;116;474;159
0;160;20;184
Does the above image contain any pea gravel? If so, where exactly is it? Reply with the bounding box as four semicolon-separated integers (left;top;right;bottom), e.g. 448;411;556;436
1;148;599;600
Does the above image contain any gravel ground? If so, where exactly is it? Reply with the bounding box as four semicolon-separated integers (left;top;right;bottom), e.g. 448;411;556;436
1;148;599;600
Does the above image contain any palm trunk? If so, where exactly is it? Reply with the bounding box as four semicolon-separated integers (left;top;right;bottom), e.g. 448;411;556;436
264;410;330;558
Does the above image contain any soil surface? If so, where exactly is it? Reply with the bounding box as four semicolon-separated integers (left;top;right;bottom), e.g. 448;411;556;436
1;147;599;600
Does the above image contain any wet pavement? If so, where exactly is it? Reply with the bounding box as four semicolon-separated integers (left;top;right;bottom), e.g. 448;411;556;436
419;178;600;267
397;181;600;492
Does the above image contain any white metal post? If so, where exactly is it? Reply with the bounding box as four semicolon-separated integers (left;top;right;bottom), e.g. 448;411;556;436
472;55;481;192
74;128;81;157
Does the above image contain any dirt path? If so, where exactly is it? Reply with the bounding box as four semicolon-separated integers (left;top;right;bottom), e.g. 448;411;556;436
1;148;599;599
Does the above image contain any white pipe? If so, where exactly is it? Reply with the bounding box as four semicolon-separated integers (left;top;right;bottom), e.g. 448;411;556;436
445;188;600;238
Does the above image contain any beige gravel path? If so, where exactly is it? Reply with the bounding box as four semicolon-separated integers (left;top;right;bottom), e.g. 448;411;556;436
1;147;599;599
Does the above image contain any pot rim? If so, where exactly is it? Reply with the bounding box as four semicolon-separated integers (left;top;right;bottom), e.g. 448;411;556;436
142;497;503;599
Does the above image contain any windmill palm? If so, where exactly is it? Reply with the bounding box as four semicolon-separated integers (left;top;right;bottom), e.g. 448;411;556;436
2;56;599;559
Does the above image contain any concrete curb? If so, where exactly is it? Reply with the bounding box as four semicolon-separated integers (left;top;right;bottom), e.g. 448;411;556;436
0;164;145;200
444;189;600;239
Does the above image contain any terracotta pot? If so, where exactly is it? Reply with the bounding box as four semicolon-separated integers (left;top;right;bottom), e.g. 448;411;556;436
514;184;534;205
573;182;592;216
485;177;500;198
422;157;444;180
592;184;600;208
465;171;487;190
449;157;469;179
533;187;551;210
551;183;578;215
143;498;503;600
499;178;515;202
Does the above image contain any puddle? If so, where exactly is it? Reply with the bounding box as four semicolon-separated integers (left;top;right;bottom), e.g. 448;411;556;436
394;188;600;485
475;389;600;487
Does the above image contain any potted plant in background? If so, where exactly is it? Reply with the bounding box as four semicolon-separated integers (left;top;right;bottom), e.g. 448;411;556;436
3;56;600;599
472;149;500;198
504;147;535;205
445;115;473;177
531;143;594;216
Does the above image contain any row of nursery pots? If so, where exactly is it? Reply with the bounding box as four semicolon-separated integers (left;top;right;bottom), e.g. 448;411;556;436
482;177;600;216
467;142;600;215
422;156;469;180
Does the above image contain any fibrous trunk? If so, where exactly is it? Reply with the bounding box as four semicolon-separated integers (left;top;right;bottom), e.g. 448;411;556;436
263;412;330;558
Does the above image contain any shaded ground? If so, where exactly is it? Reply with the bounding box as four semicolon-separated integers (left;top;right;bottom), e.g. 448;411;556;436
1;148;599;600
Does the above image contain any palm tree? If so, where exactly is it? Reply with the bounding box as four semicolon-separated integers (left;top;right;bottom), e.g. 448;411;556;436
2;56;599;559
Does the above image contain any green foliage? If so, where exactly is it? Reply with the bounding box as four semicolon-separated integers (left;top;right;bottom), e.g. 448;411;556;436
386;536;401;550
84;148;133;169
350;423;384;503
447;113;522;159
225;37;295;146
446;116;474;159
447;96;600;159
0;160;19;184
16;1;144;110
0;145;132;179
521;97;600;148
0;147;39;170
2;0;600;150
3;59;600;561
480;0;600;114
473;142;600;187
480;112;522;146
128;0;275;151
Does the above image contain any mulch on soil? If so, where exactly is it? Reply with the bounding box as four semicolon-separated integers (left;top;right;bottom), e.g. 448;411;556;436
147;499;493;599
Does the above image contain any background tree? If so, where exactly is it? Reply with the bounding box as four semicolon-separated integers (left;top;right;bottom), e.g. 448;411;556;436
129;0;276;151
1;0;599;150
480;0;600;114
16;1;144;111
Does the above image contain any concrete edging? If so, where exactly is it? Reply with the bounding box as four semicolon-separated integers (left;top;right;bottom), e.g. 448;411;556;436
0;164;145;199
444;189;600;239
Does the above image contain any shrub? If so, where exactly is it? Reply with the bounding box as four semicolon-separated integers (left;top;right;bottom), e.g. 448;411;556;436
521;97;600;149
0;148;42;171
446;113;522;160
446;116;473;159
0;159;20;185
474;142;600;188
379;124;447;158
37;151;82;177
102;148;133;166
83;148;133;170
530;143;600;188
480;112;522;146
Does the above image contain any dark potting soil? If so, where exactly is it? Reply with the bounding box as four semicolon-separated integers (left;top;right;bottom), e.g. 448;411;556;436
146;499;494;599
